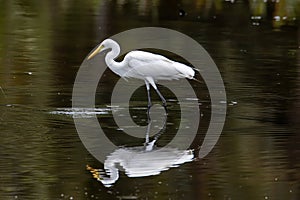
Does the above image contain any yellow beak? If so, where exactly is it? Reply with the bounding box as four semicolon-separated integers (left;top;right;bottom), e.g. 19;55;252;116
87;45;104;60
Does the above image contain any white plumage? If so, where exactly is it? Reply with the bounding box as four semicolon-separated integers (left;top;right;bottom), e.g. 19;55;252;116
87;39;195;110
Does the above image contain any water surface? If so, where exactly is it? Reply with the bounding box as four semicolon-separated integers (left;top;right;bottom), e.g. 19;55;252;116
0;1;299;199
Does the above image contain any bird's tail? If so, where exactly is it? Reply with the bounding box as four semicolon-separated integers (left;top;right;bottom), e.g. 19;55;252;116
192;77;202;83
193;68;200;72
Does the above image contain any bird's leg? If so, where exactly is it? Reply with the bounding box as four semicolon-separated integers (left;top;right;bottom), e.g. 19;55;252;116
154;88;167;112
145;81;152;118
144;90;155;151
147;89;152;110
145;118;151;144
146;108;168;151
145;77;167;113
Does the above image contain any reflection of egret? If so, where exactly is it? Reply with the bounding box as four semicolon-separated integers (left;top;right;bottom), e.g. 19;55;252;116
87;39;195;110
87;115;194;187
87;148;193;187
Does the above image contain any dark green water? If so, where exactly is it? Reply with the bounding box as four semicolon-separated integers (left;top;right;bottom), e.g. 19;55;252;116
0;1;299;199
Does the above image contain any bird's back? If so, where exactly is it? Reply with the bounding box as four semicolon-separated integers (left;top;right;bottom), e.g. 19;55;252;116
121;51;195;80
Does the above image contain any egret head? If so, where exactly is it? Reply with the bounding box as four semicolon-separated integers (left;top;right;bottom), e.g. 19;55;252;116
87;39;116;60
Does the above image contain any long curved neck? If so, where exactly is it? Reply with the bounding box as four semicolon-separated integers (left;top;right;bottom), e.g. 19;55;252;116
105;42;123;76
100;163;119;187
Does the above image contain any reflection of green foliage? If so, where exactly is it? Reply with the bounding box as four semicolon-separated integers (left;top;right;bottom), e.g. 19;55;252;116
248;0;299;27
250;0;267;17
295;0;300;17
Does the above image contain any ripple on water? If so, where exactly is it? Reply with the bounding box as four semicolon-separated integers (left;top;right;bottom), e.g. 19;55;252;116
49;107;110;118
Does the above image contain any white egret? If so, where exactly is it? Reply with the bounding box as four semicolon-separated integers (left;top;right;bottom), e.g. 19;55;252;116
87;39;195;110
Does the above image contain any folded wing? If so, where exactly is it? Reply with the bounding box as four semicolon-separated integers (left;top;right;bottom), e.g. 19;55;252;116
122;51;194;80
